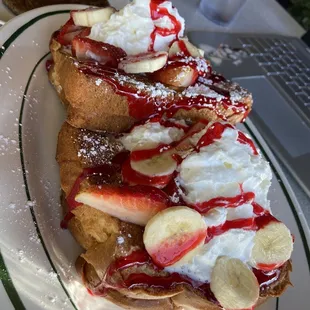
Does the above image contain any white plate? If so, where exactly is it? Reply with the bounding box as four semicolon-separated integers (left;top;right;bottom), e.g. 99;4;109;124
0;4;309;310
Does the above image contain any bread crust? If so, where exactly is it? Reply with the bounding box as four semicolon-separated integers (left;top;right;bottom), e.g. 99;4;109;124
49;39;252;132
57;122;292;310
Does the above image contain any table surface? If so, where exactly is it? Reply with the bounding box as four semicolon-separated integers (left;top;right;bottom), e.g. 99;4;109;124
0;0;309;225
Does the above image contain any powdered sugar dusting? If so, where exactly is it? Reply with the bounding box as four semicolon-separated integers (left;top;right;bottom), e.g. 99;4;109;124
95;78;102;86
182;84;225;102
74;129;123;165
115;72;175;100
168;56;210;75
117;236;125;244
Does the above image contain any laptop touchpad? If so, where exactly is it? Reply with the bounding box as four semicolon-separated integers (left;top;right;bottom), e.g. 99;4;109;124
233;76;310;158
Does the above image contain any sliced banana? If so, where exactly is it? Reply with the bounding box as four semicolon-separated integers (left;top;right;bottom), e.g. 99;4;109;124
72;7;116;27
169;38;202;58
118;52;168;74
130;152;177;177
211;256;259;310
144;206;207;267
251;221;293;269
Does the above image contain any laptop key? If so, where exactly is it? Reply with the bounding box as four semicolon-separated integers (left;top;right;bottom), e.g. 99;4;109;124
280;55;295;65
255;55;275;65
270;75;310;111
286;67;299;78
265;64;284;75
268;50;283;60
279;44;295;55
297;62;310;72
250;38;268;53
290;64;304;74
271;46;287;57
295;76;309;88
270;74;290;86
303;88;310;98
287;82;305;95
277;58;292;69
296;94;310;107
245;45;263;56
290;54;303;64
298;73;310;82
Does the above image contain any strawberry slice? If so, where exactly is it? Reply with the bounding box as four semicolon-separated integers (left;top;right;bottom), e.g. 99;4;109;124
72;37;127;67
75;184;170;226
56;17;87;46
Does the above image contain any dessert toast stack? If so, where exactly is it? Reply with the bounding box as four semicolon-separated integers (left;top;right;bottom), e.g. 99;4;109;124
49;1;293;309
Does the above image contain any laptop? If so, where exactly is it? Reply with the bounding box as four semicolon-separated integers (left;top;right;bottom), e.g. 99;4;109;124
188;31;310;197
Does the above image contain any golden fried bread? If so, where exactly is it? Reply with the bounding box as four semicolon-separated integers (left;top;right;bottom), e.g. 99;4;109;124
57;122;292;309
50;39;252;132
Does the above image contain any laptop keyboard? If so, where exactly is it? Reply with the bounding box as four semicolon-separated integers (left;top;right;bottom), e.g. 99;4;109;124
238;37;310;122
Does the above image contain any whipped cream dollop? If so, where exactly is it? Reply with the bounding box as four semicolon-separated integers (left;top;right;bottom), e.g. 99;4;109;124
120;121;184;151
165;122;273;282
203;203;254;227
177;123;272;210
89;0;185;55
166;229;255;282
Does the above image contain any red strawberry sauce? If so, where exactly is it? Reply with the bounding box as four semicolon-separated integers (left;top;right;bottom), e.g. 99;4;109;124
85;248;282;304
77;61;249;122
149;0;183;51
150;229;207;267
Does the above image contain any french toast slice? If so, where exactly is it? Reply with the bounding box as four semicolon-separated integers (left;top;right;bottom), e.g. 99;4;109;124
49;38;253;132
57;122;292;309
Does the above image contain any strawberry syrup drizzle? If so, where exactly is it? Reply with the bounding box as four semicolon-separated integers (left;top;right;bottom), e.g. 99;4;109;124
238;131;258;155
164;176;187;205
193;187;255;214
150;229;207;267
77;62;248;122
252;201;268;216
130;144;172;161
90;249;219;302
149;0;182;51
196;122;258;155
88;248;281;305
45;59;54;72
204;213;278;245
106;250;151;279
205;218;256;243
177;40;191;56
196;122;233;149
122;158;174;188
255;213;279;229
